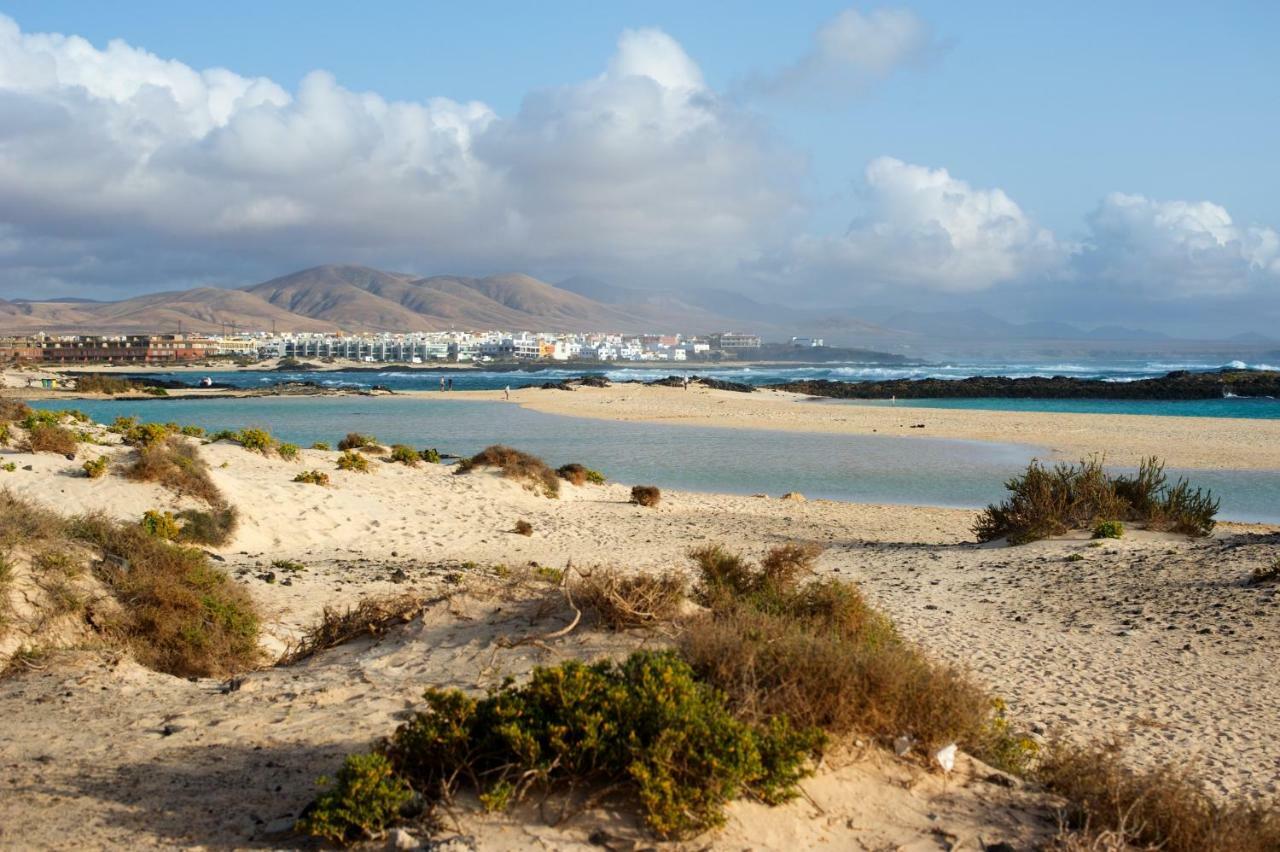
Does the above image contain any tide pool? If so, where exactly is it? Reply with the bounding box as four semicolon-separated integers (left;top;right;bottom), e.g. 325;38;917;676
30;396;1280;523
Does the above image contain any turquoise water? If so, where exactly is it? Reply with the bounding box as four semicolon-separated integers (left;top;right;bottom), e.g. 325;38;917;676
31;397;1280;523
828;397;1280;419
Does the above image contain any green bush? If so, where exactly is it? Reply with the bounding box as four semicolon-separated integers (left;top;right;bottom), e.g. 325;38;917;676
21;409;64;429
108;415;138;434
180;425;206;437
311;441;331;451
140;510;181;541
557;463;606;485
123;422;172;448
295;752;413;844
0;423;10;446
277;442;300;461
294;469;331;486
974;456;1217;544
418;448;441;464
336;451;370;473
389;445;419;466
141;386;168;397
236;428;274;453
369;651;819;840
1092;519;1124;539
82;455;110;479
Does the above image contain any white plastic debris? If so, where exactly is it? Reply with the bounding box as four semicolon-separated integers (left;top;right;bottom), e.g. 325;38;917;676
933;742;957;774
894;735;914;756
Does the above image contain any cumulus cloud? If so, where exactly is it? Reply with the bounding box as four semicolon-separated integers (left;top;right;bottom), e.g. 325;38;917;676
775;157;1063;294
753;7;941;99
1075;193;1280;298
0;16;797;296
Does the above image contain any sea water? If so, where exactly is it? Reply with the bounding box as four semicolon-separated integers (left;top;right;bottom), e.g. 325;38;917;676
31;396;1280;523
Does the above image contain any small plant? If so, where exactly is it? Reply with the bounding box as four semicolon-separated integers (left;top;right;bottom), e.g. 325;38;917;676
337;451;370;473
0;423;11;446
82;455;110;479
271;559;306;573
180;425;206;437
573;568;688;630
455;445;559;497
236;428;275;453
1249;559;1280;586
294;469;331;486
1066;552;1084;562
513;519;533;536
277;442;300;461
294;752;413;844
123;422;172;448
125;435;222;503
311;441;331;451
338;432;377;451
175;504;239;546
631;485;661;507
0;462;16;473
25;424;78;455
389;445;419;466
108;415;139;434
418;448;441;464
557;462;606;486
1092;519;1124;539
140;510;181;541
279;594;426;665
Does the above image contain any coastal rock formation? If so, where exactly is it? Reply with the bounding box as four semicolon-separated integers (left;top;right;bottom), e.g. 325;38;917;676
770;369;1280;400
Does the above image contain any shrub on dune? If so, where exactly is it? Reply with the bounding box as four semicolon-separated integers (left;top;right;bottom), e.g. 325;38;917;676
572;568;687;630
175;504;239;546
82;455;109;479
294;469;331;486
631;485;661;507
455;445;559;497
24;424;78;456
336;451;370;473
389;445;419;466
338;432;378;451
125;435;222;503
557;462;605;485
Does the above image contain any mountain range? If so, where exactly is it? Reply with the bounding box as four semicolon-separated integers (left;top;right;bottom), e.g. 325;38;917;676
1;264;1269;349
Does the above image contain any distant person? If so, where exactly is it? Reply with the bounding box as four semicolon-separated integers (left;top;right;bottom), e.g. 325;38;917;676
447;378;454;391
683;376;689;390
440;377;446;392
504;385;510;400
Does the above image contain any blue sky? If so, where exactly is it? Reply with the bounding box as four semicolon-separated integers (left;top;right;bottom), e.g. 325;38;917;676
1;2;1278;333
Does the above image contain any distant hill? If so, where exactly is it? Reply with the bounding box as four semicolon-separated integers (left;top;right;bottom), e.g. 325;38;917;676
0;264;749;335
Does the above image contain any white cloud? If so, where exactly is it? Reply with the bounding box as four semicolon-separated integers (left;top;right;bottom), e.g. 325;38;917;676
755;7;940;98
0;17;797;295
779;157;1063;294
1076;193;1280;298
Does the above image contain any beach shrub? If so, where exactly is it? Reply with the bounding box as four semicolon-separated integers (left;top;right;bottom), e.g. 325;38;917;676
418;448;441;464
236;427;275;453
180;425;205;438
20;409;66;430
1036;739;1280;852
631;485;661;507
336;451;370;473
573;568;688;631
0;462;15;472
175;504;239;547
367;651;818;840
24;424;78;455
125;435;222;503
513;519;533;536
277;442;300;461
455;445;559;497
338;432;377;451
108;415;138;434
294;469;331;486
142;386;168;397
0;423;10;446
295;752;413;844
1092;520;1124;539
1250;559;1280;586
389;445;419;467
82;455;109;479
74;374;140;395
140;510;181;541
311;441;331;451
681;543;992;755
0;399;32;423
974;456;1217;544
123;422;172;448
557;462;605;486
278;594;426;666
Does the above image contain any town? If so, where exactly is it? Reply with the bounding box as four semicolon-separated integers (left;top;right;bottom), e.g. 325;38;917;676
0;330;827;365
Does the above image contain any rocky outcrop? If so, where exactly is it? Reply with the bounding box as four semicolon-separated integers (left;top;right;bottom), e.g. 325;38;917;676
769;370;1280;400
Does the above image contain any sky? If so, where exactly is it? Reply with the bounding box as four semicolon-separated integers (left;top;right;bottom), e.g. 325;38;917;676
0;1;1278;336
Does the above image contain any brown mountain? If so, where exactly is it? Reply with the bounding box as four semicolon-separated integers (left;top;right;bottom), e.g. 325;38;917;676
0;264;750;335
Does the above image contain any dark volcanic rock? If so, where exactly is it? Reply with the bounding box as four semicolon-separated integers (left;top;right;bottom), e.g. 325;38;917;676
646;375;755;393
768;369;1280;401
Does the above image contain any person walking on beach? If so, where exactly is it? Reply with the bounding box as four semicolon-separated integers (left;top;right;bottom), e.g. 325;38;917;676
440;377;446;392
447;378;454;391
504;385;510;400
682;376;689;390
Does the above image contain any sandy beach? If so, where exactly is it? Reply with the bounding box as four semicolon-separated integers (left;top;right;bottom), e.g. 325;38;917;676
1;397;1278;848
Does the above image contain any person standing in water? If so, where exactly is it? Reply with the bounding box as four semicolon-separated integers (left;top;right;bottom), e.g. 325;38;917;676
440;377;446;392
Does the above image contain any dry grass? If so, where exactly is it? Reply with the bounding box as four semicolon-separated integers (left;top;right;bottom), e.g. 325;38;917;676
175;504;239;546
125;435;222;503
72;513;261;677
572;567;688;630
0;488;66;547
278;594;428;666
0;398;32;422
630;484;661;507
456;445;560;497
681;543;992;752
337;432;378;451
513;519;533;536
557;463;605;486
24;424;78;455
1037;739;1280;852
